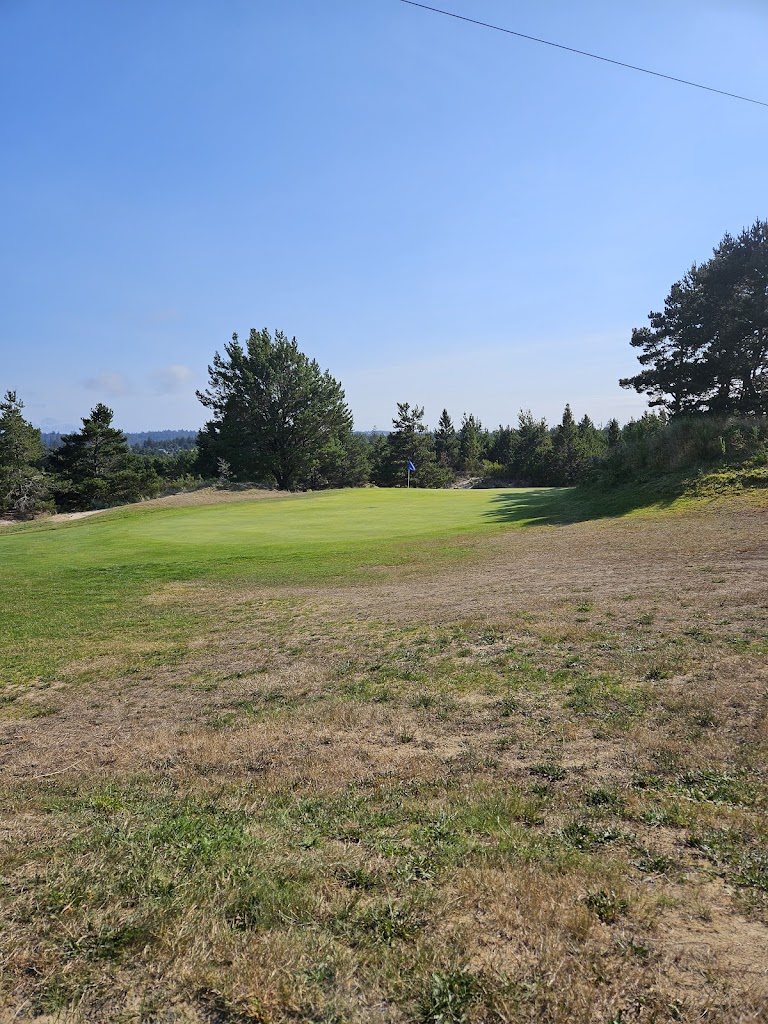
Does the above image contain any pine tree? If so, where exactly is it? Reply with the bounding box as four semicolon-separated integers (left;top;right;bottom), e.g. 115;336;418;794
509;410;553;485
52;404;159;510
552;404;583;485
606;418;622;447
487;425;516;468
0;391;50;517
376;402;447;487
621;220;768;415
197;329;352;489
459;413;484;475
434;409;460;472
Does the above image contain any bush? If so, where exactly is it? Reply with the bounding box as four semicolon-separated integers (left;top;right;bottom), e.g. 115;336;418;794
593;414;768;486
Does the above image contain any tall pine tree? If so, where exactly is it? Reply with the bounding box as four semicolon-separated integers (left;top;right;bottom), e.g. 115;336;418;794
197;329;353;489
621;220;768;415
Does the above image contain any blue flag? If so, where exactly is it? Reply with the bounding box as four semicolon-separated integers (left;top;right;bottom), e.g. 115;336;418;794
407;461;416;472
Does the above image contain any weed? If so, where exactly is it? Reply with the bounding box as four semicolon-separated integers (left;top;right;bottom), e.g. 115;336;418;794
644;664;673;681
562;821;622;851
584;787;624;810
417;969;480;1024
495;696;519;716
630;848;675;875
688;830;768;891
565;674;649;728
339;898;425;946
528;782;552;798
673;768;759;807
530;763;567;782
584;890;629;923
494;736;516;751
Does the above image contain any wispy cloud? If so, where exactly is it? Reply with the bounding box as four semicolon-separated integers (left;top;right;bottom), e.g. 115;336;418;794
150;364;195;394
83;370;129;397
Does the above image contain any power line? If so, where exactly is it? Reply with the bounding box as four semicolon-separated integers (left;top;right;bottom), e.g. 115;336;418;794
399;0;768;110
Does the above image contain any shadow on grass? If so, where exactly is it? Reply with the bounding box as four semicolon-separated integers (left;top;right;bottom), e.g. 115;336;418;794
483;483;682;527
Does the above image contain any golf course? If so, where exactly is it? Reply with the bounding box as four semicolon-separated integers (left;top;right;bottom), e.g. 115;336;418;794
1;485;767;1022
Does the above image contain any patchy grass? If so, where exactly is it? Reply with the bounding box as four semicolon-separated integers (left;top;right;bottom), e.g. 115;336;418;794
1;487;767;1021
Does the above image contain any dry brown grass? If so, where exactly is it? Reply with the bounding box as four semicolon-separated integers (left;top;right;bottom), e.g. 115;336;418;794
1;495;767;1022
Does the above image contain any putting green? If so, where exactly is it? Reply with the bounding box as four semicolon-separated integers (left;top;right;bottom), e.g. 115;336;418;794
2;487;556;575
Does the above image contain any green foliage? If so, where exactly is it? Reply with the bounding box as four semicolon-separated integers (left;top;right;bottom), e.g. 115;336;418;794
530;763;567;782
561;820;622;850
137;444;200;482
50;404;160;510
550;405;606;485
687;829;768;892
594;413;768;487
584;889;629;923
0;390;50;517
672;768;759;807
621;220;768;415
458;413;483;475
375;402;449;488
417;969;480;1024
434;408;460;474
197;328;353;489
309;431;371;489
510;409;553;485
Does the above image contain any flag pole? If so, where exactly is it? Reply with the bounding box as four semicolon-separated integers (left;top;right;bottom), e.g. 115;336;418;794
407;462;411;489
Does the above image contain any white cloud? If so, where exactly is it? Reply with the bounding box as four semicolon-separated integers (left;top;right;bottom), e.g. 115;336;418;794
150;364;195;395
83;370;130;396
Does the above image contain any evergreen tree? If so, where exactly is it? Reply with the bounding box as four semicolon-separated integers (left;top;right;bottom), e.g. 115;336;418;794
552;404;582;485
309;432;371;489
376;402;446;487
197;329;353;489
509;410;553;485
459;413;484;475
434;409;460;472
0;391;50;517
487;425;516;468
606;418;622;447
621;220;768;415
578;414;606;461
51;404;159;510
366;432;390;484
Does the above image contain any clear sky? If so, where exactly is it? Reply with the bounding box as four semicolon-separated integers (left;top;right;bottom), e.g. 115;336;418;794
2;0;767;433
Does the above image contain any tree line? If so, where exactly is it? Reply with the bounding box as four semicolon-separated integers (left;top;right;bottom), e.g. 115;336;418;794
0;377;628;517
2;220;766;516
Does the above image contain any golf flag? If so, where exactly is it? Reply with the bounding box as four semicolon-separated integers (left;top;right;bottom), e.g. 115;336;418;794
407;461;416;472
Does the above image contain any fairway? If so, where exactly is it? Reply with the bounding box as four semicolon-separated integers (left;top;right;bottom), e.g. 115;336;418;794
2;487;767;1023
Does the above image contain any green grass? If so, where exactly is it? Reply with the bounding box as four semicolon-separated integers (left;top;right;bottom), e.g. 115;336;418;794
3;477;768;1020
3;480;710;689
1;487;572;686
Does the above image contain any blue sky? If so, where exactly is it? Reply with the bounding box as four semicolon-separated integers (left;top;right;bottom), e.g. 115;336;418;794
2;0;767;433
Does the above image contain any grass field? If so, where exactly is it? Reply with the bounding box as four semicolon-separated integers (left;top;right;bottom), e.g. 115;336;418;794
1;486;767;1022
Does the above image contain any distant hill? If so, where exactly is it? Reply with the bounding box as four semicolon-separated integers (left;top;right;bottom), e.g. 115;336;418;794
41;429;198;449
125;430;198;449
